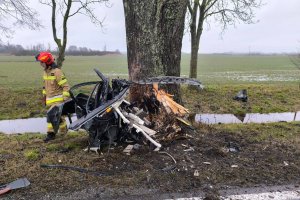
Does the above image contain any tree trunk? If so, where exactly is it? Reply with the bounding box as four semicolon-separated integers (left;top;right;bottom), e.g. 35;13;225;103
190;41;199;79
123;0;187;103
57;48;65;68
188;0;205;79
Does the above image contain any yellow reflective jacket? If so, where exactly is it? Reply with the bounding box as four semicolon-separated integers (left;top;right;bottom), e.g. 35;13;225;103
42;67;70;106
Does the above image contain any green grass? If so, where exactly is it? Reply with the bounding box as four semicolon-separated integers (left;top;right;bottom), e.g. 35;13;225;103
214;122;300;142
24;149;40;160
182;84;300;115
0;54;299;119
15;133;44;141
46;144;60;152
0;55;128;89
0;54;297;90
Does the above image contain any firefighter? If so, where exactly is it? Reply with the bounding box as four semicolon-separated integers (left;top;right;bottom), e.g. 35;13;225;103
35;52;70;142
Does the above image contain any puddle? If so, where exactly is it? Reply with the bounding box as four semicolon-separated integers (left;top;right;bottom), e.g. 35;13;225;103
0;116;77;134
1;112;299;134
195;114;242;124
243;112;295;123
195;112;297;124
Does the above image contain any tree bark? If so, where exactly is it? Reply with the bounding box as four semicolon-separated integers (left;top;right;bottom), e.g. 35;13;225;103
189;0;205;79
123;0;187;103
190;37;199;79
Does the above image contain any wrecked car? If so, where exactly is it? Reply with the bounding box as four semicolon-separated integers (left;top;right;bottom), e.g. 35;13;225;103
47;69;203;151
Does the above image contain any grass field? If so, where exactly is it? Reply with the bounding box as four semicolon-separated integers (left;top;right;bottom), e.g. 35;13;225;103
1;54;300;119
0;54;298;89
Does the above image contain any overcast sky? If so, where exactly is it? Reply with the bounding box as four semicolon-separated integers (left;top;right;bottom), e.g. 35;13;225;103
5;0;300;53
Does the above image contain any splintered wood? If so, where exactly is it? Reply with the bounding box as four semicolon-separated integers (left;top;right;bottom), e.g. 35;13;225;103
152;83;189;116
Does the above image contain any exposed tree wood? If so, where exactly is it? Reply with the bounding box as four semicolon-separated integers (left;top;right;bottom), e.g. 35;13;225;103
153;83;189;116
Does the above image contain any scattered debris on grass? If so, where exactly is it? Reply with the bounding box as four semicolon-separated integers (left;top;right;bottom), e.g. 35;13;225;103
233;89;248;102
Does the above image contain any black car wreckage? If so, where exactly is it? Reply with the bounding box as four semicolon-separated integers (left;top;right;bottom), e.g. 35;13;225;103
47;69;203;151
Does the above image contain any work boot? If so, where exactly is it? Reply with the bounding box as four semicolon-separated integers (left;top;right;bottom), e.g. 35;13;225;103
44;132;56;143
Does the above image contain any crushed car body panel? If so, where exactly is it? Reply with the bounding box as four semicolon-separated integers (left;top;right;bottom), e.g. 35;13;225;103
47;68;203;150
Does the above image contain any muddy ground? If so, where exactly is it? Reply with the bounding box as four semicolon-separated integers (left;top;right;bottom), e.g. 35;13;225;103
1;120;300;199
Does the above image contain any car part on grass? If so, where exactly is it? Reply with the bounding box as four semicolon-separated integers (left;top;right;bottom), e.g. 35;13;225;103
123;144;134;155
0;178;30;195
47;68;203;151
158;151;177;172
133;76;204;89
233;89;248;102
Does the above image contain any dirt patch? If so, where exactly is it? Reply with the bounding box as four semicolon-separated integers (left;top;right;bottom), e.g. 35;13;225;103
1;122;300;199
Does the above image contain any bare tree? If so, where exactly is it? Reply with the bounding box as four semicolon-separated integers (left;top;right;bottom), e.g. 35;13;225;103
187;0;262;78
123;0;188;103
39;0;109;67
0;0;41;40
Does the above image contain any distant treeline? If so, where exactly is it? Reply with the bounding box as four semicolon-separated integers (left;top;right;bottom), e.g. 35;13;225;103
0;43;121;56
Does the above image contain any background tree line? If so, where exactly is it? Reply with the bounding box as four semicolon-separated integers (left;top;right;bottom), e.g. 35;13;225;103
0;43;120;56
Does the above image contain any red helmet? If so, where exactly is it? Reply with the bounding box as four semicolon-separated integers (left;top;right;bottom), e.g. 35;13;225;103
35;52;55;65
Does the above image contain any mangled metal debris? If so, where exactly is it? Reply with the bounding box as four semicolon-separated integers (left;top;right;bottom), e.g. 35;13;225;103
47;68;203;151
233;89;248;102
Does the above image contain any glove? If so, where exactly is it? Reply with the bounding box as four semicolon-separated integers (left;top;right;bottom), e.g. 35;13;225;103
63;96;70;101
63;91;70;101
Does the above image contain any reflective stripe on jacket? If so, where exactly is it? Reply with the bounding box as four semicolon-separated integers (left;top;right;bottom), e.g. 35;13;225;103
43;68;70;105
46;95;64;105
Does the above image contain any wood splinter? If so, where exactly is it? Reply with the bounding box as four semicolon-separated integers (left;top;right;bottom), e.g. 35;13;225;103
152;83;189;116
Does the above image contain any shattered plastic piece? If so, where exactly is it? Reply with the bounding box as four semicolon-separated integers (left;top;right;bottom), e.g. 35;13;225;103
183;147;195;152
123;145;134;155
154;147;161;151
233;89;248;102
143;117;151;126
283;161;289;166
227;142;240;153
194;170;199;177
203;162;211;165
0;178;30;195
83;147;99;154
231;165;239;168
229;147;239;152
133;144;141;150
138;125;157;136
